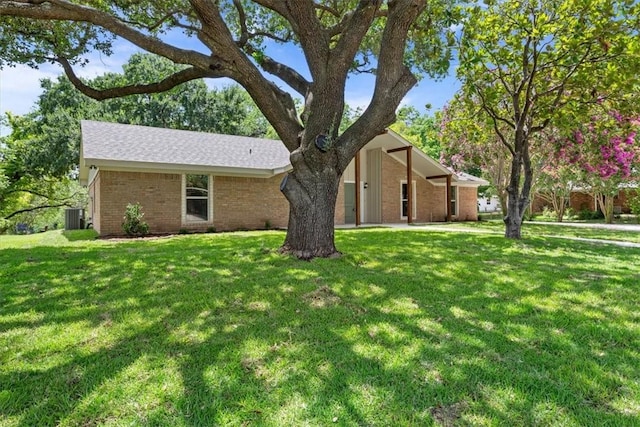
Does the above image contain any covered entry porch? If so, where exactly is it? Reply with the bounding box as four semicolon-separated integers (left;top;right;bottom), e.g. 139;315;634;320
342;130;481;226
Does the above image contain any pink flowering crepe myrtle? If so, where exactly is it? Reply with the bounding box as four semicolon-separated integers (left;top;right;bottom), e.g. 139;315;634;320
559;111;639;181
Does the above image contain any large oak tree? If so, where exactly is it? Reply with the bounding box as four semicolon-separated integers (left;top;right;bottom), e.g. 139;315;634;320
0;0;456;258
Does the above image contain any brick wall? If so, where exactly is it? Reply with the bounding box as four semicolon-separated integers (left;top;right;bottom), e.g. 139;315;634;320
428;182;447;222
94;162;480;236
94;170;349;236
97;170;182;236
212;174;289;231
569;189;636;214
457;186;479;221
531;195;550;213
335;179;346;225
617;189;636;214
570;191;595;212
381;152;408;222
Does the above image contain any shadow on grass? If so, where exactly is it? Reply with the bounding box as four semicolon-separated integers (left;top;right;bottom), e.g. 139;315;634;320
0;230;639;425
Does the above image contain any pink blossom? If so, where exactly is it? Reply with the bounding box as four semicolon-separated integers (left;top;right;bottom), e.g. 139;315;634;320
625;132;636;145
574;130;584;144
611;110;623;122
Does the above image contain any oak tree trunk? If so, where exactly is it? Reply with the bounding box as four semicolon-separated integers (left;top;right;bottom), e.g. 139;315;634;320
279;146;343;260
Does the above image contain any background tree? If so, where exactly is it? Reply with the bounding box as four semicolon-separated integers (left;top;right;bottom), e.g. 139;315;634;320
439;95;511;213
558;110;639;223
535;148;576;222
21;53;271;178
391;105;442;159
0;114;84;232
0;0;458;259
455;0;639;238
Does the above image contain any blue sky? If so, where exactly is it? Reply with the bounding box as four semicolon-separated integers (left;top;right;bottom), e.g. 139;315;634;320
0;33;461;135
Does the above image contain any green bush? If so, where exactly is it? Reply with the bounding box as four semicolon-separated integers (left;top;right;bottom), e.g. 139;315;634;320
122;203;149;237
0;218;9;235
577;209;604;220
627;190;640;223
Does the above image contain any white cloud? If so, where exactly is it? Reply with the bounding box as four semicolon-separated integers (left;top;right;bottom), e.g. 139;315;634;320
0;64;60;117
0;40;138;135
0;44;137;117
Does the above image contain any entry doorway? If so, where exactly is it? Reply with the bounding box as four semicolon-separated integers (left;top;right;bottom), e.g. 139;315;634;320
344;182;356;224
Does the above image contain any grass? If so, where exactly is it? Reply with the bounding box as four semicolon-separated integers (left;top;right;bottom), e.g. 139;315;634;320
1;228;639;426
425;220;640;244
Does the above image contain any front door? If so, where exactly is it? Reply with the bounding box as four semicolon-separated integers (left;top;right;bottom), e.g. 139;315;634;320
344;182;356;224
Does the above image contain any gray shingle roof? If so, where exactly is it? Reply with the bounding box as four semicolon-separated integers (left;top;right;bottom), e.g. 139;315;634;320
81;120;291;173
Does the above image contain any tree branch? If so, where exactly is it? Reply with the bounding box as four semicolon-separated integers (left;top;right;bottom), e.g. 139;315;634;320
228;3;309;95
4;202;75;220
313;2;340;18
247;47;311;96
339;0;425;164
188;0;303;150
4;187;54;199
330;0;382;77
1;0;214;69
279;0;330;80
55;56;211;100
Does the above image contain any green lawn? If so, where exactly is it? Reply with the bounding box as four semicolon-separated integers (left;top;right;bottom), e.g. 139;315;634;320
1;229;639;426
424;220;640;244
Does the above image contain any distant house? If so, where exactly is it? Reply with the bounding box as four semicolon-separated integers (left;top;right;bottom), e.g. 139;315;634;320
478;195;502;213
568;185;637;215
532;184;638;216
79;121;488;236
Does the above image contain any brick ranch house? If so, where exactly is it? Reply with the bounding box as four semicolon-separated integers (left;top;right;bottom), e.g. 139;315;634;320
79;120;488;236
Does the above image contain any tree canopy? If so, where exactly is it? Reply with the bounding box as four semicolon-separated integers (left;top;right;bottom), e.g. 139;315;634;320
391;106;442;159
453;0;640;238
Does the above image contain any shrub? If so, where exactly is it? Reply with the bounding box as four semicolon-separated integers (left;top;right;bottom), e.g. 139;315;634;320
0;218;9;235
627;190;640;223
122;203;149;237
577;209;604;220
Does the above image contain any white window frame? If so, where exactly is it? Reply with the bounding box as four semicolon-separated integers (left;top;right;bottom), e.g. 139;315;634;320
400;180;417;220
182;174;214;224
450;185;458;217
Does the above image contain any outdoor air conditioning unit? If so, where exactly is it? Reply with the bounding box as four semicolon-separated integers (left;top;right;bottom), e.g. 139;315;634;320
65;208;84;230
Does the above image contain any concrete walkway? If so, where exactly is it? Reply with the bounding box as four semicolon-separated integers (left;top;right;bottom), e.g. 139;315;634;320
338;221;640;248
525;221;640;232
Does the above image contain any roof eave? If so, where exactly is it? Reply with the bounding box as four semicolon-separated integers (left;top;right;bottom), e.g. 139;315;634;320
84;159;291;178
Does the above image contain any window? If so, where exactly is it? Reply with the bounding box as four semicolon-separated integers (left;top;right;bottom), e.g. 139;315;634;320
450;185;458;217
401;181;417;219
185;174;209;222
